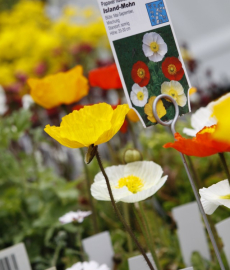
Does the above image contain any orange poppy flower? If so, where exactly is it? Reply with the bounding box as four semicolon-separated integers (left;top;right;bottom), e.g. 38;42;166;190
162;57;184;81
131;61;150;87
27;66;89;109
163;126;230;157
89;63;122;90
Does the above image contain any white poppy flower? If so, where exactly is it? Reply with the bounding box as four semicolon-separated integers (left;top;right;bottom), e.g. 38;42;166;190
183;93;230;137
59;210;91;224
91;161;168;203
130;84;148;107
199;180;230;215
66;261;110;270
161;80;187;107
142;32;168;62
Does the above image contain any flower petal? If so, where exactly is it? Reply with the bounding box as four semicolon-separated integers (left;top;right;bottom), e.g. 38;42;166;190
158;43;168;56
142;44;153;57
161;82;171;95
95;104;130;145
176;94;187;107
121;175;168;203
170;80;184;95
124;161;164;188
60;103;113;146
148;53;164;62
44;125;84;148
200;197;219;215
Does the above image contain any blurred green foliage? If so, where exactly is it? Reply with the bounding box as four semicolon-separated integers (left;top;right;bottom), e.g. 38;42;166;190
0;110;230;270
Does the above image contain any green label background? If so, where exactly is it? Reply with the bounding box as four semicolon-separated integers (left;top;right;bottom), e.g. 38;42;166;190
113;25;190;127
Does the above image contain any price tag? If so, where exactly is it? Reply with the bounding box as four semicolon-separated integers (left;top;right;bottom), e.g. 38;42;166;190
96;0;191;127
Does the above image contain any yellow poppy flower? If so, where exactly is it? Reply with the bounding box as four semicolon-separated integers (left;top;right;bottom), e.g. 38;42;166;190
27;66;89;109
44;103;130;148
144;96;166;123
127;109;140;123
212;96;230;143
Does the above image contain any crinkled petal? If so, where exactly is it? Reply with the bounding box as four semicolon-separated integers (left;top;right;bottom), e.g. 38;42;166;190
60;103;113;146
182;128;197;137
201;197;219;215
95;104;130;145
121;175;168;203
189;107;216;135
44;125;84;148
124;161;164;188
94;165;125;185
91;182;130;202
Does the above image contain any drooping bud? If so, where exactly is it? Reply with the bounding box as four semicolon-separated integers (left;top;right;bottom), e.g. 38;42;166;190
123;149;142;164
85;144;98;164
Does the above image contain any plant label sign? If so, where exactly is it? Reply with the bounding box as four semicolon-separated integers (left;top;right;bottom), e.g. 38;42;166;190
0;243;31;270
96;0;191;127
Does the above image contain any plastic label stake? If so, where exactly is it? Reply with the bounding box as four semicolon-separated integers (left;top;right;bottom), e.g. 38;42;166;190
215;217;230;267
0;243;31;270
82;231;114;268
172;202;211;266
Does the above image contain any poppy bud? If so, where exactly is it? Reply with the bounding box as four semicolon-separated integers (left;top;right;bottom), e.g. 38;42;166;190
123;149;142;164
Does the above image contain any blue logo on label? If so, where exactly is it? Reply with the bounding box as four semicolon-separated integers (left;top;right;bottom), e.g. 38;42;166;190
146;1;169;26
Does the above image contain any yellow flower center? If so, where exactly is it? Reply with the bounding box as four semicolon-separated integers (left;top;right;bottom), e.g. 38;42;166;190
137;91;144;101
168;89;178;99
150;42;159;53
137;68;146;79
220;194;230;199
168;64;177;75
199;126;216;135
116;175;144;194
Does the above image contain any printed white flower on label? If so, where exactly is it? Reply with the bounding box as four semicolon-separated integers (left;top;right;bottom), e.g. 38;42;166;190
142;32;168;62
59;210;91;224
199;180;230;215
130;83;148;107
183;93;230;137
91;161;168;203
161;80;187;107
66;261;110;270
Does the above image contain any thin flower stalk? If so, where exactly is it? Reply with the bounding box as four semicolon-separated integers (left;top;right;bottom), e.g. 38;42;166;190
218;153;230;184
95;149;155;270
136;202;162;270
122;203;133;253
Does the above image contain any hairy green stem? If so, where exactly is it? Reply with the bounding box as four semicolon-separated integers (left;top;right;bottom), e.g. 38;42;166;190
95;149;155;270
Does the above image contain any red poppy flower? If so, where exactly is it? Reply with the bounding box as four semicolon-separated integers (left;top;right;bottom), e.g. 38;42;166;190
131;61;150;87
89;64;122;90
163;126;230;157
162;57;184;81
